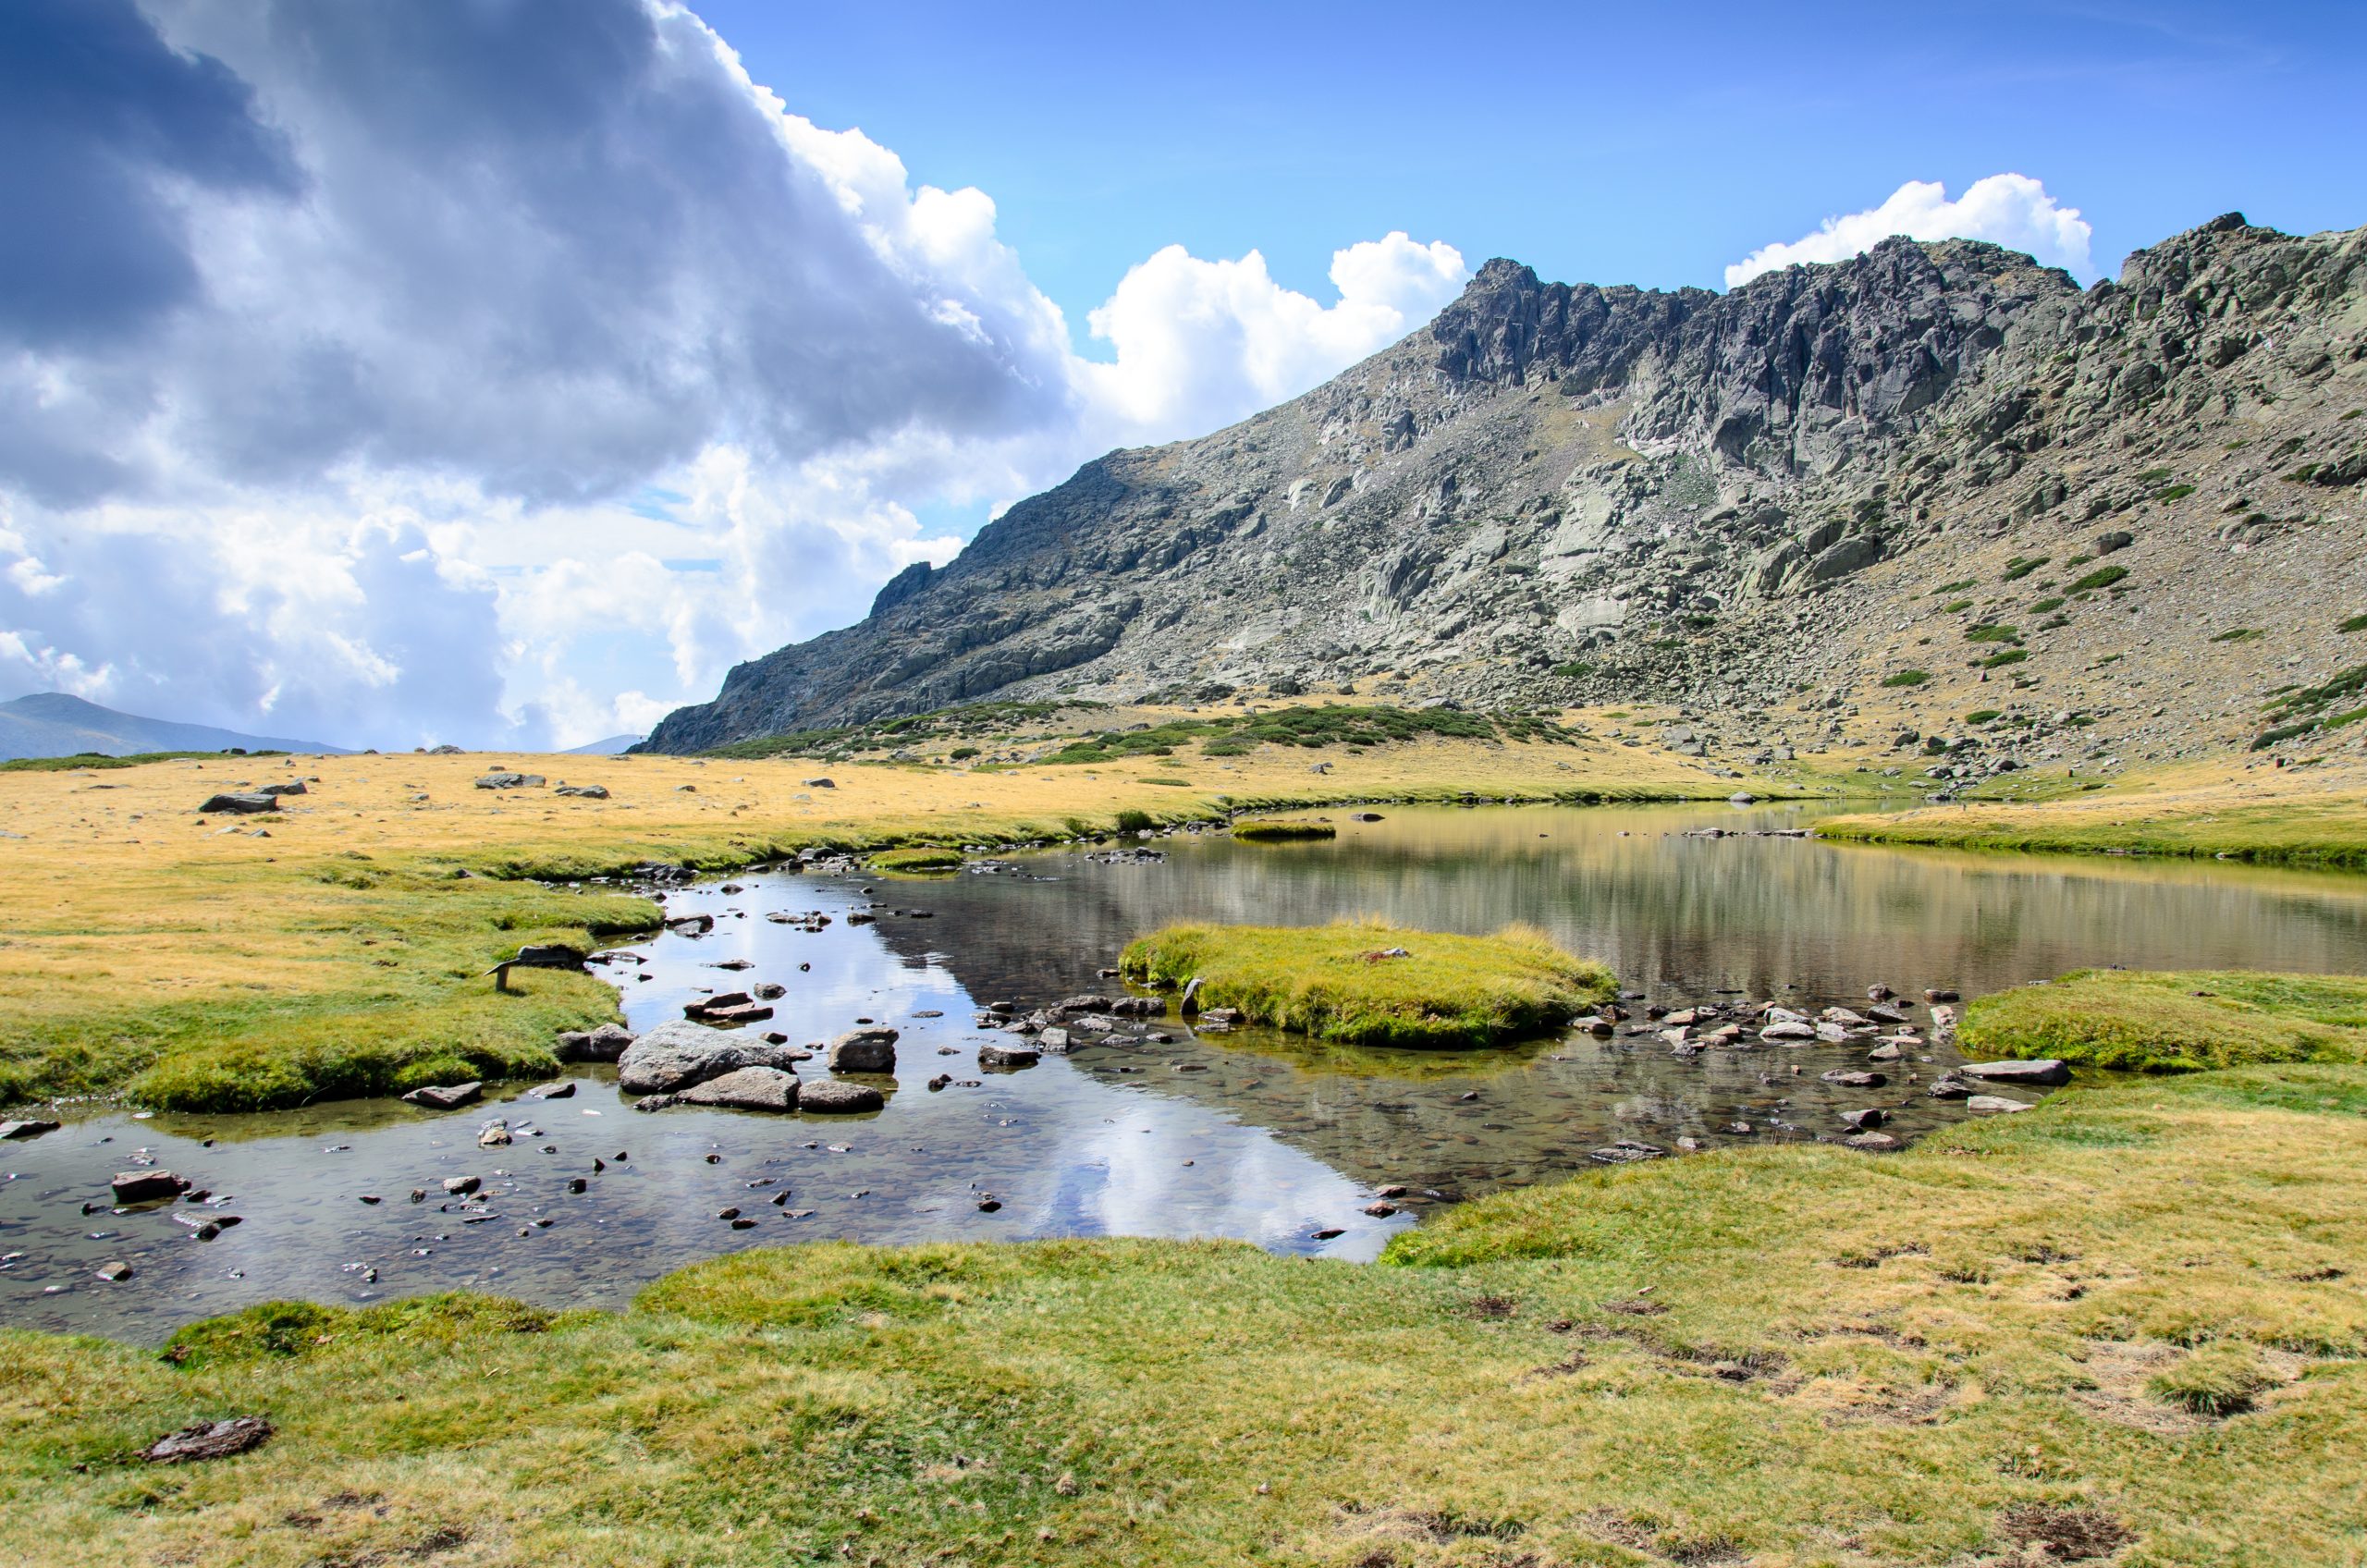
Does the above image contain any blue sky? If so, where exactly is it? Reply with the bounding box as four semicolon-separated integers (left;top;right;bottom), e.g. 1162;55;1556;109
697;0;2367;335
4;0;2363;749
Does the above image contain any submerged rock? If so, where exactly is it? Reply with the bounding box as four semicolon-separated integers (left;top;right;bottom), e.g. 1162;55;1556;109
798;1079;886;1114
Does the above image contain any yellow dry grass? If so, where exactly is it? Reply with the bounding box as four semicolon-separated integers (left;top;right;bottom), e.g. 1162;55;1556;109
0;726;1774;1109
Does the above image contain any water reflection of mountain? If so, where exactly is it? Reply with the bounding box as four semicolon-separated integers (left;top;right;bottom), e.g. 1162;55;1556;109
852;802;2367;1198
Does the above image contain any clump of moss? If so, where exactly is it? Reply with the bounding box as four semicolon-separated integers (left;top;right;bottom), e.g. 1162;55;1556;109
1232;819;1337;842
871;846;964;873
1882;669;1932;688
1119;917;1613;1048
1960;969;2367;1072
2067;565;2129;594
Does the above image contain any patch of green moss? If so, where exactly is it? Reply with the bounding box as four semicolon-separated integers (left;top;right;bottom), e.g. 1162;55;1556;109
1119;918;1613;1048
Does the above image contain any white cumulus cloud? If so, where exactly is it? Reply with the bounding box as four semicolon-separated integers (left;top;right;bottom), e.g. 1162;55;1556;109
0;0;1466;751
1724;174;2093;289
1081;233;1467;444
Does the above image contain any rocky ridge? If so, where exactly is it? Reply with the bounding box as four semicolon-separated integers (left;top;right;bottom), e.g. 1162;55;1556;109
644;214;2367;776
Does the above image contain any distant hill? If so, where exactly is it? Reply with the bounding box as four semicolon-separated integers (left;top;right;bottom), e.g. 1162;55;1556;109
0;692;349;762
564;733;644;755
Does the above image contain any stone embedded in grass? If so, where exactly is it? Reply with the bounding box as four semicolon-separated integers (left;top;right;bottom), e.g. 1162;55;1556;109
1966;1095;2032;1113
197;792;276;815
1958;1058;2071;1085
401;1082;482;1110
1121;919;1613;1049
140;1415;273;1464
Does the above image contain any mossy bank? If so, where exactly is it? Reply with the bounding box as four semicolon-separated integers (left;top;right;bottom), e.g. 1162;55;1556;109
1120;918;1613;1047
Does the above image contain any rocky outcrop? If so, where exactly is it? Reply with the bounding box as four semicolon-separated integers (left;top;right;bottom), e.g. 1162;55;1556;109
617;1021;805;1096
644;214;2367;770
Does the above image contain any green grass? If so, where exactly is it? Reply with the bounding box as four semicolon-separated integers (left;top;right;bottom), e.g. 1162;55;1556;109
0;750;287;773
1965;708;2002;725
2214;629;2266;643
2002;555;2050;582
1882;668;1932;687
2342;613;2367;634
1965;623;2020;644
1961;968;2367;1072
1119;918;1613;1048
870;846;965;872
2254;662;2367;749
2155;484;2198;502
1979;648;2029;668
1817;792;2367;869
6;1062;2367;1563
2067;565;2129;593
2148;1343;2277;1416
0;864;657;1113
1231;818;1337;842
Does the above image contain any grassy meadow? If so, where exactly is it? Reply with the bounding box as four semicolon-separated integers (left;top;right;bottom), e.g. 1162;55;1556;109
0;718;1763;1112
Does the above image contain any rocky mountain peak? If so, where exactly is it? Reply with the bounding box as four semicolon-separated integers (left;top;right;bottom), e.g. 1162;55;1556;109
644;213;2367;778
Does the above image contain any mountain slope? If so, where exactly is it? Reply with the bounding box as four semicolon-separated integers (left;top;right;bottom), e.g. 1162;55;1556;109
0;693;347;761
645;214;2367;776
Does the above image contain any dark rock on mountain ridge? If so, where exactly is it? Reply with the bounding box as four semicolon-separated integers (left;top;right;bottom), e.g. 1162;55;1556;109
645;214;2367;767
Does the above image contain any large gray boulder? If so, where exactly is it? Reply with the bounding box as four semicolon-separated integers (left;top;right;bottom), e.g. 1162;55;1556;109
674;1065;801;1111
828;1027;900;1074
619;1020;803;1095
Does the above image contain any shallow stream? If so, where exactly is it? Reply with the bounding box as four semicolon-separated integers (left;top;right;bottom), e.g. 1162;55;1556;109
9;801;2367;1341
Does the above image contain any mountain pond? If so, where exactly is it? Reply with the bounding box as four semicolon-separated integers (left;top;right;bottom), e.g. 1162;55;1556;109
9;801;2367;1341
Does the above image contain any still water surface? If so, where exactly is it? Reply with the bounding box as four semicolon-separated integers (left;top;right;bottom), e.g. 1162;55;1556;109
8;802;2367;1341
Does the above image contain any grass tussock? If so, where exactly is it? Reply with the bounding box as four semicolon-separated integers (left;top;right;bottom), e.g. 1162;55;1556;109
1962;968;2367;1072
868;845;964;872
1119;917;1613;1047
1231;818;1337;842
5;1066;2366;1563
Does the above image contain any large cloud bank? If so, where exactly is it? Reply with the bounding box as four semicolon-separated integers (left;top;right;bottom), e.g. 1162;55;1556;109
0;0;1467;748
1724;174;2093;288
